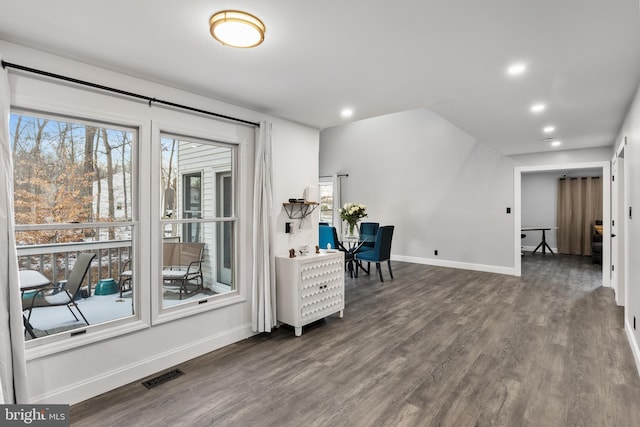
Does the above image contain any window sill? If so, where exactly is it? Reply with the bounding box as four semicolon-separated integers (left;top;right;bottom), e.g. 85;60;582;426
152;292;246;325
25;318;149;361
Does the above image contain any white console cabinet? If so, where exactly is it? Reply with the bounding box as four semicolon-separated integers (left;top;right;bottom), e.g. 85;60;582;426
275;252;345;336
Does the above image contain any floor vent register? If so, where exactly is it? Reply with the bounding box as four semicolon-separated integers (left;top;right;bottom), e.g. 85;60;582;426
142;368;185;389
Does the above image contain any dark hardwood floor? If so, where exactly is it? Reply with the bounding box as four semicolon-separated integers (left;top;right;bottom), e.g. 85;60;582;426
70;254;640;426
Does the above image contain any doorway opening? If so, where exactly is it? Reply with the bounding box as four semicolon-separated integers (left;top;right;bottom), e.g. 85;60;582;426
514;161;611;286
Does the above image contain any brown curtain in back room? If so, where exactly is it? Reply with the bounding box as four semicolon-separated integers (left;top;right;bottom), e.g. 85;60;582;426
557;177;602;255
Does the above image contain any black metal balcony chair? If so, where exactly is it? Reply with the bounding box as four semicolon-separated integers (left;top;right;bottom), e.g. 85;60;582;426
22;252;95;328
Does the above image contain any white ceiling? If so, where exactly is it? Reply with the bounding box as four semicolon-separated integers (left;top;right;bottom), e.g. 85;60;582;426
1;0;639;155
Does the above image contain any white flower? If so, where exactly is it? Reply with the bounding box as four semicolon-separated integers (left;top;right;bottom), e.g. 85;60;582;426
340;201;367;223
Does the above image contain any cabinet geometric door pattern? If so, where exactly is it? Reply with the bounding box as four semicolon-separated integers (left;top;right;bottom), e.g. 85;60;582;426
276;252;345;336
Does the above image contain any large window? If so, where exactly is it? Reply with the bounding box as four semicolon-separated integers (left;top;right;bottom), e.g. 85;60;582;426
11;111;137;341
8;74;254;356
159;134;236;309
319;180;334;225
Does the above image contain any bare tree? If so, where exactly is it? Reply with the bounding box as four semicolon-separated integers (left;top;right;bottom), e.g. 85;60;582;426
165;139;176;216
166;139;178;235
94;133;101;223
102;128;116;239
84;126;97;221
13;116;92;244
120;132;129;219
11;115;22;158
33;118;48;156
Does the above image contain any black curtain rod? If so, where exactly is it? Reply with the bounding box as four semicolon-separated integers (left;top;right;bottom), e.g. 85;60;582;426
1;60;260;127
559;176;600;180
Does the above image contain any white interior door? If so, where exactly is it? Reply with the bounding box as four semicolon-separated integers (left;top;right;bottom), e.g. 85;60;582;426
612;155;620;303
617;146;626;307
612;144;627;306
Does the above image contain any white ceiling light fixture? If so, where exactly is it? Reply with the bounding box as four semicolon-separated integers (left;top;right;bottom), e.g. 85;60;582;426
341;108;353;119
209;10;266;48
543;125;555;133
551;140;562;147
530;103;546;113
507;62;527;76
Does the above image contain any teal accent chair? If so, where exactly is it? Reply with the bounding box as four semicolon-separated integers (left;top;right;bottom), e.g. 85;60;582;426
355;226;394;282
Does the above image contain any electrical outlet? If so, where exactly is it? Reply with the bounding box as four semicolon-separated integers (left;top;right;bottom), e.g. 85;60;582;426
434;250;438;256
506;207;511;214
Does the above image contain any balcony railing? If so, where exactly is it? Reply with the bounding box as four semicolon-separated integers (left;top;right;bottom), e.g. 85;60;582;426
17;240;132;293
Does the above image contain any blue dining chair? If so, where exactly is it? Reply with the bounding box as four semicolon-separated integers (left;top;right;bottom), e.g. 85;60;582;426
319;225;355;277
355;225;394;282
319;225;335;250
357;222;379;254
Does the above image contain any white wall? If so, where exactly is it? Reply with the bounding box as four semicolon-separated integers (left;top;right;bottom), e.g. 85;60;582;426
521;172;560;251
272;124;320;257
1;40;319;404
320;108;518;274
615;81;640;372
319;107;618;279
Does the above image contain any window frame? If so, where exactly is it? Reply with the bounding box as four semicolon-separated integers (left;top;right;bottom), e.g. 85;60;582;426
318;177;335;226
8;73;253;357
9;103;150;360
179;169;205;243
215;170;234;287
151;120;249;325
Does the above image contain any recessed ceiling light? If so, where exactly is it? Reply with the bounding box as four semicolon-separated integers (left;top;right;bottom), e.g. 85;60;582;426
551;140;562;147
507;62;527;76
209;10;266;48
543;126;555;133
530;103;546;113
341;108;353;119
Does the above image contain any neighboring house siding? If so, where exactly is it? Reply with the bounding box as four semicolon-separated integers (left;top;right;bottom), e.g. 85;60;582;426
177;143;232;290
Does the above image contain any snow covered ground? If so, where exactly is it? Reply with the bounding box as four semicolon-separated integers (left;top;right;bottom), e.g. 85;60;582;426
24;289;213;340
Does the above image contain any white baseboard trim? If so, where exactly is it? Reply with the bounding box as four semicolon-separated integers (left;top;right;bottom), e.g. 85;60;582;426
30;323;254;405
626;317;640;376
391;255;515;276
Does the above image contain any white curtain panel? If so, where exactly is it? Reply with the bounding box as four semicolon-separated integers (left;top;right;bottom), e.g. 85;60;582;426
251;121;276;332
0;57;29;403
332;174;342;235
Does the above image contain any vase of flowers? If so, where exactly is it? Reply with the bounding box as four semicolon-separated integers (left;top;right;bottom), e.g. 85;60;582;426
339;203;368;236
